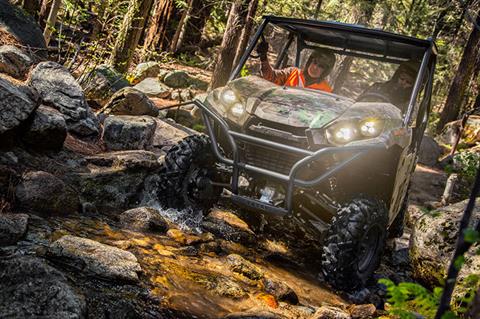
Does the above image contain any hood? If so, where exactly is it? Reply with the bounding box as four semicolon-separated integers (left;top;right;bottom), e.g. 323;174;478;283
228;76;353;128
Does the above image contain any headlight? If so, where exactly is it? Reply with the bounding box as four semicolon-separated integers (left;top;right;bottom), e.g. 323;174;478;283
326;119;384;145
231;102;245;117
220;89;238;105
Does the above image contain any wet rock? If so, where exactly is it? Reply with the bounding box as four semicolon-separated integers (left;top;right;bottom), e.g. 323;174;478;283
134;77;170;98
226;254;264;280
410;198;480;299
262;278;298;304
0;0;47;59
149;117;190;151
22;105;67;150
224;310;285;318
0;77;38;134
0;45;32;78
348;304;376;319
312;306;351;319
0;256;86;318
418;135;443;166
103;115;156;151
97;87;159;117
0;213;28;246
15;171;79;215
85;150;161;169
48;235;142;282
131;62;161;84
79;64;130;108
202;209;256;245
119;207;168;233
164;70;190;88
29;61;100;136
210;276;247;298
167;228;212;245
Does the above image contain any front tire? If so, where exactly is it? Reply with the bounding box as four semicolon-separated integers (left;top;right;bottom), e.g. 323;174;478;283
157;135;224;213
321;198;388;290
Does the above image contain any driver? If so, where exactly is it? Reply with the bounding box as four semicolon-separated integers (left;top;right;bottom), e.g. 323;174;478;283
358;61;419;108
256;40;336;92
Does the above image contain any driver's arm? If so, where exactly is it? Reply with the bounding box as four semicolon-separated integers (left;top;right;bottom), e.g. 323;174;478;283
257;40;293;85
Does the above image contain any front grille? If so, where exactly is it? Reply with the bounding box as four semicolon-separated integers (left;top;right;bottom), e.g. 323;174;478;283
243;143;302;175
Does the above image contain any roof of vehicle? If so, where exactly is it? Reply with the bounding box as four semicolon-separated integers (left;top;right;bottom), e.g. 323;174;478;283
265;16;437;61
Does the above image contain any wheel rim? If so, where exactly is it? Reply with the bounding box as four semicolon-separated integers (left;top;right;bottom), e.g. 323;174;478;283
357;225;382;273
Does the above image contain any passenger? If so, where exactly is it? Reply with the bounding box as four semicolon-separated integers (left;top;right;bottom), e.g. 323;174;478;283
358;61;419;108
256;40;336;93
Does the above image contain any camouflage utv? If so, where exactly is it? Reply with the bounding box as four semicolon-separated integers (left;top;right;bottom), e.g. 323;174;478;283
157;16;437;290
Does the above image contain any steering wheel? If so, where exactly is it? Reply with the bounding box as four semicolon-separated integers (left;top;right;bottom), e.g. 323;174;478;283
356;92;391;103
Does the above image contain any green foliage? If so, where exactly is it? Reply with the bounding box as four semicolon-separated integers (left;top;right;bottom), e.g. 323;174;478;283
452;151;480;180
379;278;444;319
240;65;250;77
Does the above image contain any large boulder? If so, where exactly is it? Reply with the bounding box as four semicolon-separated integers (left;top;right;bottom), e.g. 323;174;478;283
103;115;156;151
149;118;190;151
131;61;161;84
0;256;86;318
29;61;100;136
0;213;28;246
0;77;38;134
0;0;47;59
438;115;480;147
119;207;168;233
97;87;159;117
410;198;480;300
22;105;67;150
418;135;443;166
79;64;130;108
48;235;142;282
15;171;79;215
133;77;170;98
0;45;33;79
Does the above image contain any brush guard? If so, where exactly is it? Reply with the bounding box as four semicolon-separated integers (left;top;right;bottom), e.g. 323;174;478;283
167;100;386;216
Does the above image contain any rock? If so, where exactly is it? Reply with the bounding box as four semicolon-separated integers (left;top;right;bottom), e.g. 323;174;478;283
103;115;157;151
0;45;32;78
164;70;190;88
0;77;38;134
149;117;190;151
224;310;285;319
210;276;247;298
29;61;100;136
171;89;193;102
166;228;209;245
418;135;443;166
131;62;161;84
22;105;67;150
86;150;161;169
0;0;47;59
348;304;376;319
262;278;298;304
438;115;480;147
97;87;159;117
0;256;86;318
79;64;130;108
15;171;79;215
119;207;168;233
226;254;264;280
0;213;28;245
312;306;351;319
202;209;256;245
134;77;170;98
410;198;480;300
48;235;142;282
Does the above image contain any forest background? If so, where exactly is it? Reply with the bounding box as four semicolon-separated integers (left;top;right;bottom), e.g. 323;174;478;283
11;0;480;134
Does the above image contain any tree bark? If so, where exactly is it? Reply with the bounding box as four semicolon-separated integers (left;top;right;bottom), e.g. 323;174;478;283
169;0;194;53
38;0;52;28
437;9;480;133
43;0;61;46
313;0;323;19
232;0;259;68
182;0;213;49
209;0;250;90
110;0;154;73
142;0;175;57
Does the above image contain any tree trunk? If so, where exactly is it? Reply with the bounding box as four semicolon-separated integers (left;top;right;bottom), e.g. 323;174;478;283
313;0;323;19
110;0;154;73
43;0;61;46
432;3;449;40
142;0;175;57
182;0;213;49
209;0;250;90
38;0;52;28
23;0;41;18
452;0;473;43
232;0;259;68
169;0;193;53
437;9;480;133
